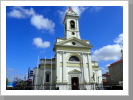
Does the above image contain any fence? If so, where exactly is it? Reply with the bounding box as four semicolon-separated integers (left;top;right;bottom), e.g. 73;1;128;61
6;83;123;90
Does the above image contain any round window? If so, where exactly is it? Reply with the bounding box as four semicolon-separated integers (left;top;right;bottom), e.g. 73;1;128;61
72;32;75;35
72;42;76;45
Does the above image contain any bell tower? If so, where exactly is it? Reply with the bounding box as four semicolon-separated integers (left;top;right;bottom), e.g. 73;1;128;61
63;7;81;39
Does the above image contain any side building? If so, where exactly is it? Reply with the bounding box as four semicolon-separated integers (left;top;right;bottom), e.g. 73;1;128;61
108;59;123;85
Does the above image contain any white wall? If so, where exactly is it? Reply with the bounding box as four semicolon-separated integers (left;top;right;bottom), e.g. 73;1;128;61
92;69;103;84
92;61;98;66
40;60;55;65
60;67;63;82
97;69;103;84
33;67;56;90
63;41;85;46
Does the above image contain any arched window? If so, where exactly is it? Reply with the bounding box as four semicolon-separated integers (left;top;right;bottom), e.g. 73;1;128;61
69;56;80;61
70;20;75;28
46;74;49;82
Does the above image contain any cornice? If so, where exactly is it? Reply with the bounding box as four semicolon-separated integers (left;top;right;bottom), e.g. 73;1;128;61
54;44;92;50
56;82;68;85
55;37;90;45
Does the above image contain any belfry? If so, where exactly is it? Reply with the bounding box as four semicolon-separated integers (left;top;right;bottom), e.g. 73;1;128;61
33;7;102;90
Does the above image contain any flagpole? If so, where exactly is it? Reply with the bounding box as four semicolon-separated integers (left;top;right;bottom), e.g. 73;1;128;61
28;67;30;79
51;57;52;90
17;76;18;82
35;55;39;90
43;56;46;90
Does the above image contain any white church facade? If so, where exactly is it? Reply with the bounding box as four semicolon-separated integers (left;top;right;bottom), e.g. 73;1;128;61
33;7;103;90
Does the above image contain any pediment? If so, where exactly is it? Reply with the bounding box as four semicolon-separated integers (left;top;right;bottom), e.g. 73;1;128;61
68;69;81;74
55;37;92;48
67;9;78;16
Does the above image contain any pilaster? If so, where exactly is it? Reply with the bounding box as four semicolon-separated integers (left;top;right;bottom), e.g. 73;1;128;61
87;53;93;82
82;53;88;83
56;51;61;83
63;51;67;82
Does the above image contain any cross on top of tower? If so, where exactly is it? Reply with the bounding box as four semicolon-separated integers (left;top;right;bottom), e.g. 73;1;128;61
68;6;73;11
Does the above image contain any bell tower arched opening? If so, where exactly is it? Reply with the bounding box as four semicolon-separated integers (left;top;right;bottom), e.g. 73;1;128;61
70;20;75;28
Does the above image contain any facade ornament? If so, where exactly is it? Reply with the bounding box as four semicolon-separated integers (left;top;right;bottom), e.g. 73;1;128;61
73;82;76;86
57;51;61;54
63;51;67;54
81;53;88;56
84;53;88;56
88;53;91;55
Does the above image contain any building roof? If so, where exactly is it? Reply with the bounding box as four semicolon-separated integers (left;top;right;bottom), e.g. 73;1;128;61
102;73;110;77
108;59;123;67
40;58;55;60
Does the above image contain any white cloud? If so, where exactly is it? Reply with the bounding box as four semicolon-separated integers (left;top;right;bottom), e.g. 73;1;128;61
31;15;55;33
100;67;109;74
106;64;110;67
92;33;123;61
99;64;110;74
8;7;35;18
7;7;55;33
92;44;122;61
7;9;26;18
71;6;88;16
58;10;66;22
90;6;102;12
58;6;102;23
20;7;35;16
33;38;50;48
114;33;123;44
58;6;88;22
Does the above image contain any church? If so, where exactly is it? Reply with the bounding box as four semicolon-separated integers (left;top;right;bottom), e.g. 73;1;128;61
33;7;103;90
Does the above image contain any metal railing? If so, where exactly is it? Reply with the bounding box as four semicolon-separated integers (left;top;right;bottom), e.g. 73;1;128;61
6;83;123;90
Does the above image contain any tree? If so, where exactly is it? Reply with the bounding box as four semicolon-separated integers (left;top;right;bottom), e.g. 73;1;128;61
6;78;9;85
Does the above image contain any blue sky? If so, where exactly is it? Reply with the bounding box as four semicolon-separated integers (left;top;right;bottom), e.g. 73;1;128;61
6;6;123;82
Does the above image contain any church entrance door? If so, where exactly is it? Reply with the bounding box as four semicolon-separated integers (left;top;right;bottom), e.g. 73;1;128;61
71;77;79;90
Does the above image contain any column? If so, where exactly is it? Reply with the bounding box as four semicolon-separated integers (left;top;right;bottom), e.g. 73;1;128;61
63;52;67;82
76;20;80;39
95;71;97;84
56;51;60;83
87;53;93;82
82;53;87;83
